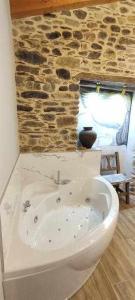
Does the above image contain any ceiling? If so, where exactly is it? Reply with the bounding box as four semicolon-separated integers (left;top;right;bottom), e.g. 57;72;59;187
10;0;117;19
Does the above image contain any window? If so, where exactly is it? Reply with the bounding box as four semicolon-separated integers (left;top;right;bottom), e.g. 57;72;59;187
77;82;132;148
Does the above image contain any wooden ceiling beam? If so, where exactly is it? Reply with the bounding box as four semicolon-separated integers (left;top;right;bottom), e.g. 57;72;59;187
10;0;117;19
75;72;135;87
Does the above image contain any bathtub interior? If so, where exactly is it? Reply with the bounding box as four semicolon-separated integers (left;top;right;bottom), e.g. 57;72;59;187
19;179;110;252
3;177;115;278
0;151;101;256
1;151;118;277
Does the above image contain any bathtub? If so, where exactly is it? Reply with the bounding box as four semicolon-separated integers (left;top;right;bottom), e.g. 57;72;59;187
3;176;118;300
0;152;119;300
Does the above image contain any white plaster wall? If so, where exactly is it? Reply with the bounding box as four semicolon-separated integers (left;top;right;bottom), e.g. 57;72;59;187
0;0;19;202
0;0;19;298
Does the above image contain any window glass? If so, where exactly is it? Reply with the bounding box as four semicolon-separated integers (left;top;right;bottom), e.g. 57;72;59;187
77;89;132;147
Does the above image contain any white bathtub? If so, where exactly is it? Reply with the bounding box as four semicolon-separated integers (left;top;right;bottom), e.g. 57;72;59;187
3;175;119;300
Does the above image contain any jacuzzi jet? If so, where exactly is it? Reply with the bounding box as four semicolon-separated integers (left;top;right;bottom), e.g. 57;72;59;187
56;197;61;203
34;216;38;223
23;200;31;212
85;197;91;203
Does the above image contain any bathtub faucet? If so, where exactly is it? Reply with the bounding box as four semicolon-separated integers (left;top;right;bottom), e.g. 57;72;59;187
54;170;70;185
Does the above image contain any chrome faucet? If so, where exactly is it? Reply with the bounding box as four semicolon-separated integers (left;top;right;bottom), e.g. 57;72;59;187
23;200;31;212
54;170;70;185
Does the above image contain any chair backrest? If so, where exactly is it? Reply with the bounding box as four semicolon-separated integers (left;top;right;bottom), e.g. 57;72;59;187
100;152;120;175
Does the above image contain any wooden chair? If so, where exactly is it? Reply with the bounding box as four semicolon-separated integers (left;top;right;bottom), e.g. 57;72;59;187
100;152;131;204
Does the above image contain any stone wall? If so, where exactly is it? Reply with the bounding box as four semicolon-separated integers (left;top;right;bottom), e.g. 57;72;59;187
12;0;135;152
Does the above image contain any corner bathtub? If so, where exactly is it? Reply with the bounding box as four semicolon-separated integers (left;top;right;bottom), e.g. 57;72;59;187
3;175;119;300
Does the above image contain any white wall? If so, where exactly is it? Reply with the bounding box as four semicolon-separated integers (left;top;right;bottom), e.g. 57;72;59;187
0;0;19;298
0;0;19;201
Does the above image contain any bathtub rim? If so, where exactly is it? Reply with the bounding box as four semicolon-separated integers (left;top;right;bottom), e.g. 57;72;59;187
3;176;119;280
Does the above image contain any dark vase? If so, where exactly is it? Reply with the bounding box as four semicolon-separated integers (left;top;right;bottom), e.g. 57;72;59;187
79;127;97;149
